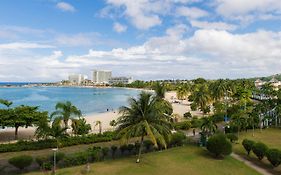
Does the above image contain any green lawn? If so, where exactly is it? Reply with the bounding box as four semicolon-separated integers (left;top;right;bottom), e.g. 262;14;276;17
233;128;281;174
26;145;260;175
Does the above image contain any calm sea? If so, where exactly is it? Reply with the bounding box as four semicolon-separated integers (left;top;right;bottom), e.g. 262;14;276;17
0;87;141;115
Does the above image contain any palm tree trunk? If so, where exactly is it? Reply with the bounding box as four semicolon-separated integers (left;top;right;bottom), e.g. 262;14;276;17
136;134;144;163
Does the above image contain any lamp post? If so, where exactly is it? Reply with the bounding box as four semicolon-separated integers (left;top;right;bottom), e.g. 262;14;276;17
52;148;58;175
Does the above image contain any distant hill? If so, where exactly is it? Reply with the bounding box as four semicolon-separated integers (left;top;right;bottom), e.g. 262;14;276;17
250;74;281;81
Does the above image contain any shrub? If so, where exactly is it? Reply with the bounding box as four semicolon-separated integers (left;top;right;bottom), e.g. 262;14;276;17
49;152;65;164
191;117;202;128
266;149;281;167
226;133;238;143
206;134;232;158
212;114;224;123
42;162;52;171
252;142;268;160
143;140;153;151
64;152;89;167
88;147;102;162
120;145;128;155
127;144;135;154
183;112;192;119
173;121;191;130
169;132;187;147
8;155;33;170
35;156;49;168
111;145;118;159
242;139;255;156
101;147;109;159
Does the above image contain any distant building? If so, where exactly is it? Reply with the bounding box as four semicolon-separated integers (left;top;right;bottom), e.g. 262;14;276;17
254;79;265;89
81;79;94;86
109;77;134;84
269;76;281;90
92;70;112;84
68;74;85;85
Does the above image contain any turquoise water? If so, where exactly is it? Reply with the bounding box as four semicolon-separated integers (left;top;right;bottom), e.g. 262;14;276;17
0;87;141;115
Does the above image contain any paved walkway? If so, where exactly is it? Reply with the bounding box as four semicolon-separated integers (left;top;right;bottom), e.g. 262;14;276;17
231;153;272;175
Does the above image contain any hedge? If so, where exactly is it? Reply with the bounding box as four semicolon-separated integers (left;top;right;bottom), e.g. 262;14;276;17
0;131;117;153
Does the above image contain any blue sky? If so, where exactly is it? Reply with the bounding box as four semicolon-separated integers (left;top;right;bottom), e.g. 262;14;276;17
0;0;281;81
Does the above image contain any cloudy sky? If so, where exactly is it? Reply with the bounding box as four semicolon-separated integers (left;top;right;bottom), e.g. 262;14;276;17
0;0;281;82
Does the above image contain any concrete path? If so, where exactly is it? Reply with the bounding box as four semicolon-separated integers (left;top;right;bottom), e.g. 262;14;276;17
231;153;272;175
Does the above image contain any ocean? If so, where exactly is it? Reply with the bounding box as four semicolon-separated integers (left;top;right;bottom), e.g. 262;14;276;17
0;87;141;115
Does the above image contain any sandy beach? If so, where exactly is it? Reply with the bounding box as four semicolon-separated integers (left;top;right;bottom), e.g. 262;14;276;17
0;91;203;143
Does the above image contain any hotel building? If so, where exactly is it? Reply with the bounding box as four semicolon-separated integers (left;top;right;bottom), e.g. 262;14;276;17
92;70;112;84
68;74;85;85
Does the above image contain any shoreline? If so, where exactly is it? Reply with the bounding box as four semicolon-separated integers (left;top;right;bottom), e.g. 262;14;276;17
0;91;203;143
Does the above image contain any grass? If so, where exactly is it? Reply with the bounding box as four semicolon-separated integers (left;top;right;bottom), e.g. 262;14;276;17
233;128;281;174
26;145;260;175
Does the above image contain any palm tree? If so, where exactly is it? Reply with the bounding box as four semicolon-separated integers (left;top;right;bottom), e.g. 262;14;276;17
176;85;189;101
192;84;211;114
210;79;227;102
51;101;81;129
48;118;68;148
231;112;247;139
154;82;166;99
110;120;117;130
200;117;217;136
248;111;259;136
117;92;172;163
95;120;102;134
35;117;67;147
0;99;13;108
34;116;50;140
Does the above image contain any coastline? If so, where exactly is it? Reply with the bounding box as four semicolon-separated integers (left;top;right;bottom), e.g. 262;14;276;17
0;91;203;143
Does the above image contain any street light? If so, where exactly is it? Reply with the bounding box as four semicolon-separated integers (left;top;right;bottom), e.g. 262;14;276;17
52;148;58;175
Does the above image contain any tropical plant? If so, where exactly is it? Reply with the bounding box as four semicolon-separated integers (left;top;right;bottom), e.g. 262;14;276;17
117;92;172;163
0;99;13;108
200;117;217;136
110;120;117;129
71;118;91;135
154;82;166;99
95;120;102;134
8;105;47;140
51;101;81;129
47;118;68;147
231;111;247;139
192;84;211;114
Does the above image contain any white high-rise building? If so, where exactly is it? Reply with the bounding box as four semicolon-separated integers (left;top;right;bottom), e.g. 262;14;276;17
68;74;85;85
92;70;112;84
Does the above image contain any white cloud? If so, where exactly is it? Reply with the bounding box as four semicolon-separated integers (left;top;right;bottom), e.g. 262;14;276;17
64;28;281;79
215;0;281;22
113;22;127;33
0;42;54;50
56;2;76;12
55;33;99;47
104;0;172;29
176;6;209;19
190;20;237;31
